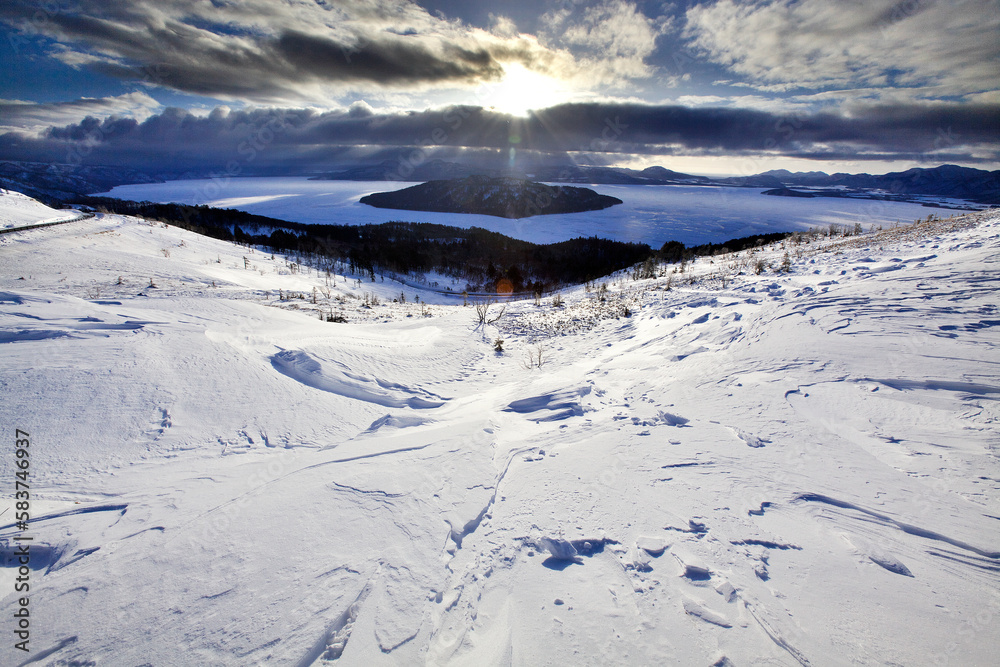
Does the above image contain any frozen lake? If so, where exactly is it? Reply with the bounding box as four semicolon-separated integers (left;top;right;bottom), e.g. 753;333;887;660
100;177;942;247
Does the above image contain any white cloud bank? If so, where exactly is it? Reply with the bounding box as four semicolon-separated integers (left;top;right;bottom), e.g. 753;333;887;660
684;0;1000;100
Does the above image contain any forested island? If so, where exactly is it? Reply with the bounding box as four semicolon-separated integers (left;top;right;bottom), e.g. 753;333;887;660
359;175;623;219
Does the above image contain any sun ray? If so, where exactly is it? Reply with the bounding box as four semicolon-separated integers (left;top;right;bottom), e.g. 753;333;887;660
485;64;572;117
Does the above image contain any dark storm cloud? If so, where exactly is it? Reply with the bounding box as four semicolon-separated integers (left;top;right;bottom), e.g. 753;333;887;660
0;0;554;102
577;103;1000;154
274;30;504;85
1;102;996;172
0;93;161;132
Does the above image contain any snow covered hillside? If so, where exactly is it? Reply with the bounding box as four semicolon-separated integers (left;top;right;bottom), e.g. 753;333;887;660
1;190;998;666
0;189;80;231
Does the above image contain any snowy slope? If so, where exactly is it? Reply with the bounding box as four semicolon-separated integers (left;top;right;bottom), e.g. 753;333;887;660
0;189;79;230
1;193;998;666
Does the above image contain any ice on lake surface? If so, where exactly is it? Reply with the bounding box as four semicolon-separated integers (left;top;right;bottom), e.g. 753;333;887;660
100;177;943;247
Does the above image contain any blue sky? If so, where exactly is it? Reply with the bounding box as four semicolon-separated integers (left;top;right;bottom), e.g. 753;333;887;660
1;0;997;175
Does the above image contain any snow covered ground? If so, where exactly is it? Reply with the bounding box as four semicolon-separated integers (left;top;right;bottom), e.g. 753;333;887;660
0;189;80;230
98;178;947;247
1;189;999;666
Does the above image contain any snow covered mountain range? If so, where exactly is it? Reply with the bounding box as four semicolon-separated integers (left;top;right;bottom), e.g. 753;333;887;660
1;188;998;665
3;158;998;207
322;161;1000;204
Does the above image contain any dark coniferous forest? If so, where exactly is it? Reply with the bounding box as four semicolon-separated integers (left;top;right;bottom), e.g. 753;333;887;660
82;197;796;293
81;198;653;293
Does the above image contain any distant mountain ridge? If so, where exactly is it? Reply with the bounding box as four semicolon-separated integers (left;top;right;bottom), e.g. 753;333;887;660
0;158;996;206
311;159;763;187
0;161;162;204
319;161;996;203
359;175;623;218
759;165;1000;203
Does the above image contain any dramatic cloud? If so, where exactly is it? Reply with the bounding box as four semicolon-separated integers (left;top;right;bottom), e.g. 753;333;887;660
0;0;599;103
532;0;673;87
549;0;671;81
685;0;1000;99
2;101;995;174
1;0;994;174
0;93;163;134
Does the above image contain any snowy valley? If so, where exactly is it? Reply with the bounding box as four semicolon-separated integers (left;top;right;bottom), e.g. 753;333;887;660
1;191;998;666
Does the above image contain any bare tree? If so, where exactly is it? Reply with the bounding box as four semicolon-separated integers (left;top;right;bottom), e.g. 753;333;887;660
522;343;546;369
487;303;506;324
474;297;492;324
473;297;506;325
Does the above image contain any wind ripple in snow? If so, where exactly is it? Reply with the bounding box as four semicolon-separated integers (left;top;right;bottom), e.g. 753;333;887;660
504;386;591;421
795;493;1000;559
271;349;446;409
363;413;433;433
683;599;732;628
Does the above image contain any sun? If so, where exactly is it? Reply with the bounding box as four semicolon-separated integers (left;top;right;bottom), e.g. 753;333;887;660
486;64;571;116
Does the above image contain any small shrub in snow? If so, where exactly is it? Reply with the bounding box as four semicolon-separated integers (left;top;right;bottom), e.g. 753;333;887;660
493;338;504;353
523;344;545;369
473;298;505;325
488;305;506;324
